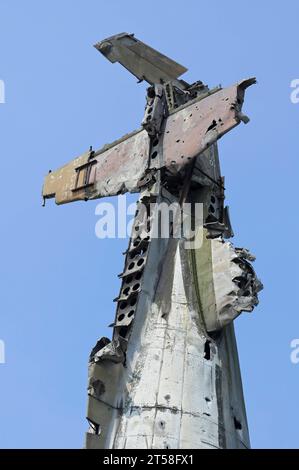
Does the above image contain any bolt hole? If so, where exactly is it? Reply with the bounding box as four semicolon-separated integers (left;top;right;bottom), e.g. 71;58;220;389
128;310;134;318
118;314;125;321
128;262;135;270
135;271;142;281
151;151;158;159
120;302;127;310
137;258;144;267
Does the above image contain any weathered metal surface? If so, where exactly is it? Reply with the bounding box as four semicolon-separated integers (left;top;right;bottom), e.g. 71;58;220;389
85;183;252;448
43;33;262;450
94;32;188;85
42;80;255;205
43;130;150;205
160;79;255;172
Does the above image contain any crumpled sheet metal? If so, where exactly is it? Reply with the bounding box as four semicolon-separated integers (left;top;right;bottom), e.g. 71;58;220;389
193;234;263;332
42;78;255;205
90;336;127;364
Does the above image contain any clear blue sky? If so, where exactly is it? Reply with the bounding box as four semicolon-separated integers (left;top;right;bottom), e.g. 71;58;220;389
0;0;298;449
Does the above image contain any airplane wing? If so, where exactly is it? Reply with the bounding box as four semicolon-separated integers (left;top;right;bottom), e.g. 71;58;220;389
42;79;255;205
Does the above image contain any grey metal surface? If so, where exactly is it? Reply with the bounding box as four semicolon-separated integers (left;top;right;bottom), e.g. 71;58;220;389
94;32;188;85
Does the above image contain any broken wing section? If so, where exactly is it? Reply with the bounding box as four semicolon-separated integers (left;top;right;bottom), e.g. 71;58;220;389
161;78;256;171
94;32;188;85
42;130;150;205
42;78;255;206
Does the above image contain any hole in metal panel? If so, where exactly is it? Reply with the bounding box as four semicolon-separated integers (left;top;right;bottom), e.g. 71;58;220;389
234;417;242;430
204;340;211;360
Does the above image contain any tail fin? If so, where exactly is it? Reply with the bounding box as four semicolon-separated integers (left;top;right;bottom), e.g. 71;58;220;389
94;32;188;85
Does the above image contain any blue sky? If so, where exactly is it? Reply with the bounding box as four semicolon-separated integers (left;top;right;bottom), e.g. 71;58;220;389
0;0;298;448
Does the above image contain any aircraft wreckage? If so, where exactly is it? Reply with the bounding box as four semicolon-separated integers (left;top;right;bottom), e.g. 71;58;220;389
43;33;263;449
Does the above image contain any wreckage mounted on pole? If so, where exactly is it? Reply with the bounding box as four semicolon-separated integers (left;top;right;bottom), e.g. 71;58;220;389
43;32;255;207
43;33;262;449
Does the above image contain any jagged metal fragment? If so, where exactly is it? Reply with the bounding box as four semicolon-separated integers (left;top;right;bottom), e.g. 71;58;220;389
90;336;127;364
192;234;263;332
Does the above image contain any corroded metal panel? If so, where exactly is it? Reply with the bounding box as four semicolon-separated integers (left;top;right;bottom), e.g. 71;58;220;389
161;79;255;171
43;130;150;205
